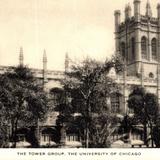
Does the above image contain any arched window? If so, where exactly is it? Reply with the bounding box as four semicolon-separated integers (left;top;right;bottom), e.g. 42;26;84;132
141;36;147;60
131;37;135;60
151;38;157;61
121;42;125;60
111;93;120;113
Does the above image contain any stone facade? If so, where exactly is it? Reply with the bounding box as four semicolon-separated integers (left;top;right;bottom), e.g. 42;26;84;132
2;1;160;119
113;0;160;114
1;0;160;146
0;49;66;145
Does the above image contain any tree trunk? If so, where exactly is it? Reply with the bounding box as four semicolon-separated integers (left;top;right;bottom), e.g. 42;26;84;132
86;125;89;148
11;121;14;143
13;119;18;148
60;124;66;147
10;120;15;148
144;124;147;145
85;99;90;148
150;123;154;147
36;118;40;146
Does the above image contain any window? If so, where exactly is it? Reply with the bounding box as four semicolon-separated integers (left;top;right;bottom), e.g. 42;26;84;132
111;93;120;113
66;134;79;141
121;42;125;60
42;134;50;142
151;38;157;61
141;36;147;60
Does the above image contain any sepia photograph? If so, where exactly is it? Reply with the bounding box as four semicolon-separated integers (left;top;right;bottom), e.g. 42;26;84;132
0;0;160;151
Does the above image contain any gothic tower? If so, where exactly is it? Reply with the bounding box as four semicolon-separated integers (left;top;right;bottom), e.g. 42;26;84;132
113;0;160;112
114;0;159;79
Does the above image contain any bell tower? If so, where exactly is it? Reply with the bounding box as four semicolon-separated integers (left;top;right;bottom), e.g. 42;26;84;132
114;0;160;78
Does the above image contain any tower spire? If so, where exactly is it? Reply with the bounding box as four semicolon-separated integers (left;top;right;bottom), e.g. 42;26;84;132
65;52;69;73
19;47;24;66
146;0;152;17
125;3;132;20
43;49;47;83
43;49;47;63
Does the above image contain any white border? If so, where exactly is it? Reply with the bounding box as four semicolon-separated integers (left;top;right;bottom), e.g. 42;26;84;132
0;148;159;160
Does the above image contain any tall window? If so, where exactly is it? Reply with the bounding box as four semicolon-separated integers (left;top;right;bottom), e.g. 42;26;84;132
131;37;135;60
151;38;157;61
121;42;125;60
111;93;120;113
141;36;147;60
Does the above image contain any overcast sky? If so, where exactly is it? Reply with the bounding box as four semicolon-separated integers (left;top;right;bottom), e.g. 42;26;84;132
0;0;158;70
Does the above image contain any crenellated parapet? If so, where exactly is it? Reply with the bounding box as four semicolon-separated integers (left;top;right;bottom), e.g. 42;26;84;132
0;47;70;91
0;65;64;82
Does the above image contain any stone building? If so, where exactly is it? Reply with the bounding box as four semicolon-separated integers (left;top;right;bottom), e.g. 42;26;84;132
112;0;160;116
2;0;160;147
0;48;66;147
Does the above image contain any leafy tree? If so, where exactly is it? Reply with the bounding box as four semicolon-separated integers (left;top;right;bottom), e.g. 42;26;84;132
0;111;9;148
49;87;68;144
128;86;159;147
55;55;123;148
0;66;48;147
118;115;134;141
152;115;160;147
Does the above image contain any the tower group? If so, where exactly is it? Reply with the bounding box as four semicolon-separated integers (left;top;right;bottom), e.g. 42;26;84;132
113;0;160;113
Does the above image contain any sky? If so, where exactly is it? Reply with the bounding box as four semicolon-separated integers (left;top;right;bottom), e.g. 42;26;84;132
0;0;158;70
